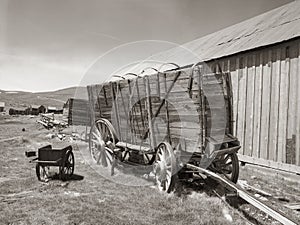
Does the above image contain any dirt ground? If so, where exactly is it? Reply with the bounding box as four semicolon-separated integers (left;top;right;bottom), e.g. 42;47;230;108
0;115;299;225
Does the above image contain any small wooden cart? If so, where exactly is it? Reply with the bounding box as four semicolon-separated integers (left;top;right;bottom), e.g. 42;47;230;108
26;145;75;181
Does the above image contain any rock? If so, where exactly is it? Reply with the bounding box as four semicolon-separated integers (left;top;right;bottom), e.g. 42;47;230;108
222;208;233;222
45;133;55;139
61;182;69;188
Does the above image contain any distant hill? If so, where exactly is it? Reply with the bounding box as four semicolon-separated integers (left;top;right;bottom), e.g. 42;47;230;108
0;86;88;108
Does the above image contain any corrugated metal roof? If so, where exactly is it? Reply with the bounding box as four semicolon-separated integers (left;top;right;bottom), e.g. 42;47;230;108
0;102;5;107
109;1;300;81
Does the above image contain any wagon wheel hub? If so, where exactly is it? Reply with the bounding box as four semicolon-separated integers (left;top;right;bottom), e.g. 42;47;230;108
154;160;167;180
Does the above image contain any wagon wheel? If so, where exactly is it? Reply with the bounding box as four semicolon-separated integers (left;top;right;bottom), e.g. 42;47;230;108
60;150;75;180
89;118;117;168
211;152;239;183
153;142;177;193
36;164;50;182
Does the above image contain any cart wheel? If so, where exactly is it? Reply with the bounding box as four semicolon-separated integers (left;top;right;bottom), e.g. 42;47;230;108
153;142;177;193
36;164;50;182
61;151;75;180
213;152;239;183
89;118;117;167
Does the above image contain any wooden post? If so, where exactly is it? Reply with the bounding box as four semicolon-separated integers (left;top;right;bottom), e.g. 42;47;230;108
252;53;263;159
268;49;281;162
296;42;300;166
277;47;289;163
164;73;171;144
145;76;156;149
111;82;121;139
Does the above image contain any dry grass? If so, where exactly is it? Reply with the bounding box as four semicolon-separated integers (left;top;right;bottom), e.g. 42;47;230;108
1;115;299;224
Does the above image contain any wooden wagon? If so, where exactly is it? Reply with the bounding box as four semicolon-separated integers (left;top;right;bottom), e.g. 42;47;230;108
26;145;75;182
87;63;240;192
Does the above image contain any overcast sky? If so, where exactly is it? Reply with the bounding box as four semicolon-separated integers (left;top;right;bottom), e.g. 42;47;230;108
0;0;293;92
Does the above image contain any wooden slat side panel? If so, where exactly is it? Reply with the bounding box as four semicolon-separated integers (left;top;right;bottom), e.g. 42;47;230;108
296;42;300;166
268;48;281;162
237;56;247;155
286;43;298;164
277;47;289;163
252;52;263;158
230;57;239;137
244;55;255;156
259;50;272;160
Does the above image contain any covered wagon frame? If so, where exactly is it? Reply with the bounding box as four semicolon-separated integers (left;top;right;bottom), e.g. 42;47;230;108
87;62;240;192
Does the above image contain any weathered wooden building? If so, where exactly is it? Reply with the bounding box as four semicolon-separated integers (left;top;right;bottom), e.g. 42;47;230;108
47;106;63;114
63;98;90;125
107;1;300;173
29;105;46;115
9;107;27;115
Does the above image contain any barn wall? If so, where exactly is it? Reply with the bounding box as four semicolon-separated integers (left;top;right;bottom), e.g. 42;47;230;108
215;38;300;170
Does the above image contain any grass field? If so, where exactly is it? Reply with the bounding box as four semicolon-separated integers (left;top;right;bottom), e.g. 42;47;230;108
0;115;299;225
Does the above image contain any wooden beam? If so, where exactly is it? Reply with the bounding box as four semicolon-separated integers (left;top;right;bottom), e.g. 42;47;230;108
245;54;255;157
186;163;298;225
252;53;263;159
268;49;281;161
238;154;300;175
259;50;272;160
277;47;289;163
232;57;239;137
296;42;300;166
237;56;247;155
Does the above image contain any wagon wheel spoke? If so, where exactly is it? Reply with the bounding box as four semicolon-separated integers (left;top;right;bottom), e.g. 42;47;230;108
153;142;176;193
89;119;117;170
223;154;230;162
225;161;232;166
213;153;239;183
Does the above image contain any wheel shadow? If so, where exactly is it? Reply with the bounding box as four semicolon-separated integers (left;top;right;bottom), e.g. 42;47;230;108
44;173;85;182
68;174;85;181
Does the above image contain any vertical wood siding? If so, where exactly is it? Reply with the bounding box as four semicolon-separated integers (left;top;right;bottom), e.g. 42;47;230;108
227;39;300;168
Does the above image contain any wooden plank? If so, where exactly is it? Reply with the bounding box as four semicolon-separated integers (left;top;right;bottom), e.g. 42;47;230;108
145;76;156;149
237;56;247;155
296;42;300;166
118;83;130;142
252;53;263;158
244;55;255;157
238;154;300;175
284;203;300;211
259;50;272;160
268;48;281;162
277;47;289;163
135;78;145;129
287;43;298;139
187;163;298;225
111;82;121;139
163;73;171;144
87;86;96;124
231;57;239;137
196;66;204;149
